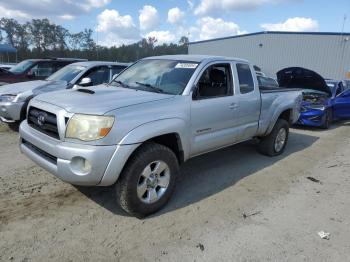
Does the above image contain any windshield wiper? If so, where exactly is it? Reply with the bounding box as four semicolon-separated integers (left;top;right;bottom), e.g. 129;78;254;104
112;80;128;88
135;82;164;93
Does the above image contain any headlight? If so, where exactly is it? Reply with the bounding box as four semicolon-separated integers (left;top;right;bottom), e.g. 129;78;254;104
307;104;325;111
300;106;307;112
0;94;17;102
66;114;115;141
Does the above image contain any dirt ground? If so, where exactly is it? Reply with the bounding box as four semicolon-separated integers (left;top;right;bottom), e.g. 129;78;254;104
1;121;350;262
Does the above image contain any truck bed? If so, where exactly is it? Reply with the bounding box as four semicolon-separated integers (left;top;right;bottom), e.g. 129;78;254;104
259;86;301;93
257;87;302;136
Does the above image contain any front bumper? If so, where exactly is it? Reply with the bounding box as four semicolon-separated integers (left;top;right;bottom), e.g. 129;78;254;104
297;109;326;127
19;121;139;186
0;101;24;122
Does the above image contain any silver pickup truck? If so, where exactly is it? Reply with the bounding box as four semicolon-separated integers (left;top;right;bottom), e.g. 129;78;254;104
19;55;302;217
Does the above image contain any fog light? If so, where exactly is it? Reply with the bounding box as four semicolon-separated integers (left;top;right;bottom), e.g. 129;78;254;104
70;157;92;175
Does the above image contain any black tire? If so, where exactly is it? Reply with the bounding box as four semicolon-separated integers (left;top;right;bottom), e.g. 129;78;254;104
321;108;332;129
116;142;179;218
8;122;20;132
258;119;289;156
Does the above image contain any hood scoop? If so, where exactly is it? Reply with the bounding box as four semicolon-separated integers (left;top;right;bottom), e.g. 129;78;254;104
76;88;95;94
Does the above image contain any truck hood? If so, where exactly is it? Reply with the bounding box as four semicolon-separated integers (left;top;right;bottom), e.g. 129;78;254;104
277;67;331;96
34;86;175;114
0;80;48;95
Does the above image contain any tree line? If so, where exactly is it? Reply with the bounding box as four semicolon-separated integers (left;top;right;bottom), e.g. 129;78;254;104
0;18;188;63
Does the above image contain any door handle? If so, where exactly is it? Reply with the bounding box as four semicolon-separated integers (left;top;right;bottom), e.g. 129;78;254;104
229;103;238;109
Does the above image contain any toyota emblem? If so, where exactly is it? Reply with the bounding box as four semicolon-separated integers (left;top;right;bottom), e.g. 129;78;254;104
37;113;46;126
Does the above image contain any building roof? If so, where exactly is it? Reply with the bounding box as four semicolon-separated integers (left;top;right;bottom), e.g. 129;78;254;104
143;54;248;63
0;44;16;53
189;31;350;45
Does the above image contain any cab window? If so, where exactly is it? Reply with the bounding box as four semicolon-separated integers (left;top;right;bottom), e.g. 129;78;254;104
81;66;110;85
195;64;233;99
111;66;126;76
236;63;255;94
29;62;55;77
336;82;345;96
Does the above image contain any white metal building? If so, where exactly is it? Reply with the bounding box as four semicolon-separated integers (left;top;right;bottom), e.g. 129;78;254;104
188;31;350;80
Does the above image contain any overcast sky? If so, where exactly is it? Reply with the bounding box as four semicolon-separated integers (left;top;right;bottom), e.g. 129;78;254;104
0;0;349;46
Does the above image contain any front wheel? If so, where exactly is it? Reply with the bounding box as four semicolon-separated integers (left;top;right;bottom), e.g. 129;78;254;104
258;119;289;156
321;108;332;129
116;143;179;218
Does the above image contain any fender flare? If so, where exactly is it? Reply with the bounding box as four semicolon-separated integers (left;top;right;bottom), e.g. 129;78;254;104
265;107;292;135
119;118;191;161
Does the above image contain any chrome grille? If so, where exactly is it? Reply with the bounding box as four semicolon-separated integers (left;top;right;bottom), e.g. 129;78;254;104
27;107;59;139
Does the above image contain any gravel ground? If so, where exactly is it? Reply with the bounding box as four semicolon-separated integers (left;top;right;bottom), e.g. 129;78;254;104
0;121;350;262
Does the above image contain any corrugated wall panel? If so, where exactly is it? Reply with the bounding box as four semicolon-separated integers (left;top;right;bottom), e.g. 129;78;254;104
188;33;350;79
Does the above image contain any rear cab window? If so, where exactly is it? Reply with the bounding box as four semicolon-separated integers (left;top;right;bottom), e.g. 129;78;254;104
236;63;255;94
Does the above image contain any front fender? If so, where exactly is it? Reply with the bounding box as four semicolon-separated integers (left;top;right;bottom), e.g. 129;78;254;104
119;118;191;161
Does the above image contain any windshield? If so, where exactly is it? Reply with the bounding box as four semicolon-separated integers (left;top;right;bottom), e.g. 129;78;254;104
47;65;86;82
9;60;34;73
111;59;199;95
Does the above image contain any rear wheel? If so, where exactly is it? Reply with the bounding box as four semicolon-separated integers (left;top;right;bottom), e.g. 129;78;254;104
321;108;332;129
116;143;179;218
258;119;289;156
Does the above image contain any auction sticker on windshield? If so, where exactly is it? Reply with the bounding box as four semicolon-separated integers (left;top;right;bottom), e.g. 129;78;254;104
175;63;198;69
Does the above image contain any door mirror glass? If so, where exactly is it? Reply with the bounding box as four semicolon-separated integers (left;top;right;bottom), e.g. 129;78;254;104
79;77;92;87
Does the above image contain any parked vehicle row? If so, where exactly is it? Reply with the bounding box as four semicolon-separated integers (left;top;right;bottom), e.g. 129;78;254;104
0;61;129;125
0;58;87;86
18;55;302;217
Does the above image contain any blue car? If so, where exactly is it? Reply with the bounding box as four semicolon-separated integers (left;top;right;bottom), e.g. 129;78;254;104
277;67;350;129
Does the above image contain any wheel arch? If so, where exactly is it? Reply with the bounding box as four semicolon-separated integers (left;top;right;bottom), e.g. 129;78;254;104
265;108;292;135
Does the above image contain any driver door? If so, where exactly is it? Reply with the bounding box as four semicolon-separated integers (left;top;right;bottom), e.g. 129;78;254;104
333;89;350;119
190;62;240;156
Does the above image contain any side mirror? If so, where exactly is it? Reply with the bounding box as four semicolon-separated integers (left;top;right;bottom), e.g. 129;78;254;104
112;74;119;80
79;77;92;87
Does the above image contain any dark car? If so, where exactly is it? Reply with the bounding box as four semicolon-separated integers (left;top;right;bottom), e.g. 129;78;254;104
0;58;87;86
277;67;350;129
